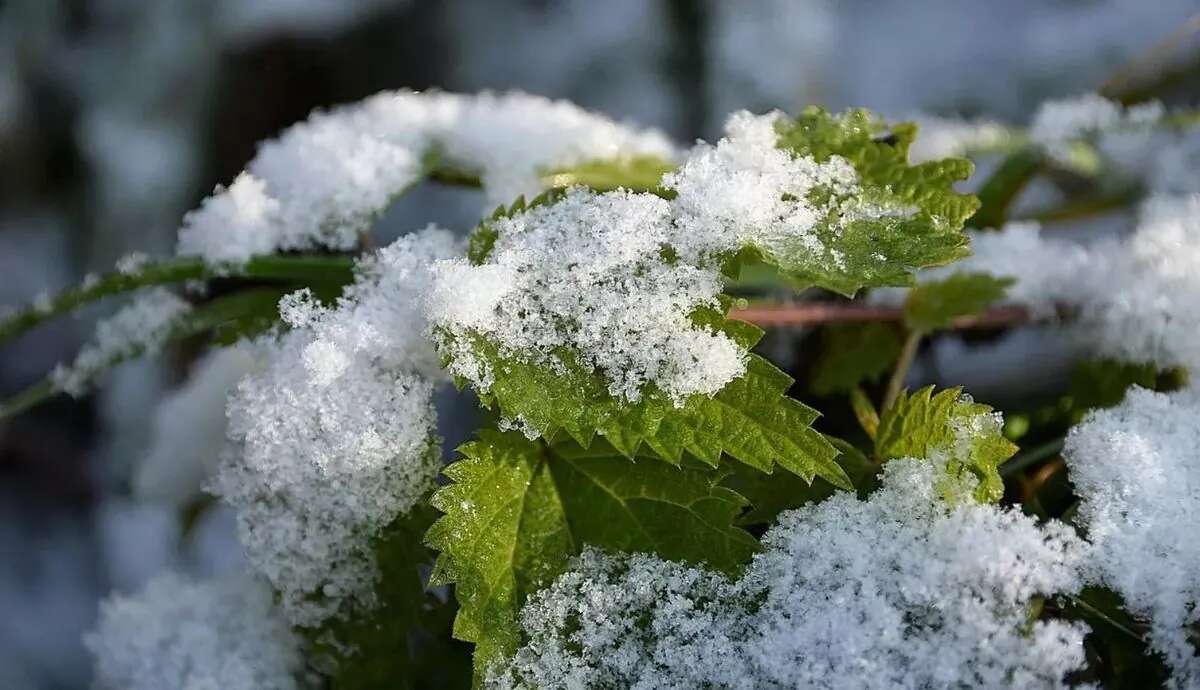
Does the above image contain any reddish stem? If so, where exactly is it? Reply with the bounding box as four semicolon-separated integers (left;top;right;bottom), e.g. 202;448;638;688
729;303;1032;329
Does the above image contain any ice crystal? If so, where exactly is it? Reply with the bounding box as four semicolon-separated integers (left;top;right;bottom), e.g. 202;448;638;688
664;110;862;268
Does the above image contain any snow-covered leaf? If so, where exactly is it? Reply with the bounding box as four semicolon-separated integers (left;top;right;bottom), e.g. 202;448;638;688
426;430;757;680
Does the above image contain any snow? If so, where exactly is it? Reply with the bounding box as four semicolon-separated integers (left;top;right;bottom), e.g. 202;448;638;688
212;229;458;628
1065;386;1200;687
51;288;191;397
877;194;1200;372
85;573;302;690
495;457;1089;689
176;90;677;267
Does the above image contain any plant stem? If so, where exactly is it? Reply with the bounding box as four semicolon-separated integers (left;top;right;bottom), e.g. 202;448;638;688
0;255;354;349
1100;12;1200;104
729;303;1032;329
1018;185;1142;225
882;330;922;412
0;287;292;420
1000;437;1066;478
968;146;1045;229
1063;593;1148;645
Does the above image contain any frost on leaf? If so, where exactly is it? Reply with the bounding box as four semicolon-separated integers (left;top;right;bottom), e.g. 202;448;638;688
429;187;848;488
766;107;979;295
213;229;458;629
492;458;1089;690
875;386;1018;503
1065;387;1200;687
85;573;303;690
425;430;758;680
430;188;744;405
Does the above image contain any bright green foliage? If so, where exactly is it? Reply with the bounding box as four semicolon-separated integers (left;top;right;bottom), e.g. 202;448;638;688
772;107;980;296
875;386;1018;503
426;430;758;680
903;272;1014;332
449;312;850;490
541;155;677;195
811;322;903;395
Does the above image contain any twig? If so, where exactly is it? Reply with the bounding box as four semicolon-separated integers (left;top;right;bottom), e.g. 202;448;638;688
1100;12;1200;104
729;303;1032;329
881;330;922;412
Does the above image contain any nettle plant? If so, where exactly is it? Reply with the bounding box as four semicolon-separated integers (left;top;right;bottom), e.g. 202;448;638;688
3;91;1200;689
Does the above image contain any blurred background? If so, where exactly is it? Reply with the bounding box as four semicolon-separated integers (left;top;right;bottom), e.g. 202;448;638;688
1;1;1198;687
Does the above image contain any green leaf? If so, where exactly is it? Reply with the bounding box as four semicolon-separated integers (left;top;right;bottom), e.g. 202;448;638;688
1066;359;1185;419
770;107;980;296
811;322;903;395
541;155;677;195
875;386;1018;503
724;434;875;525
903;272;1014;332
427;430;758;681
967;146;1045;229
446;320;850;490
0;255;354;349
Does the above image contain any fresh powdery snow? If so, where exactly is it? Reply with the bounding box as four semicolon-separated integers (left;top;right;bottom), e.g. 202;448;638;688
1029;93;1163;162
905;115;1013;164
176;90;677;266
428;188;745;406
1066;387;1200;688
212;228;459;628
85;573;303;690
878;194;1200;372
493;458;1090;690
135;344;258;507
663;110;862;267
428;110;894;415
51;287;191;396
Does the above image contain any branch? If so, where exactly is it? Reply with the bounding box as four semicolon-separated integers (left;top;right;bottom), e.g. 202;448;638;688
729;303;1033;329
